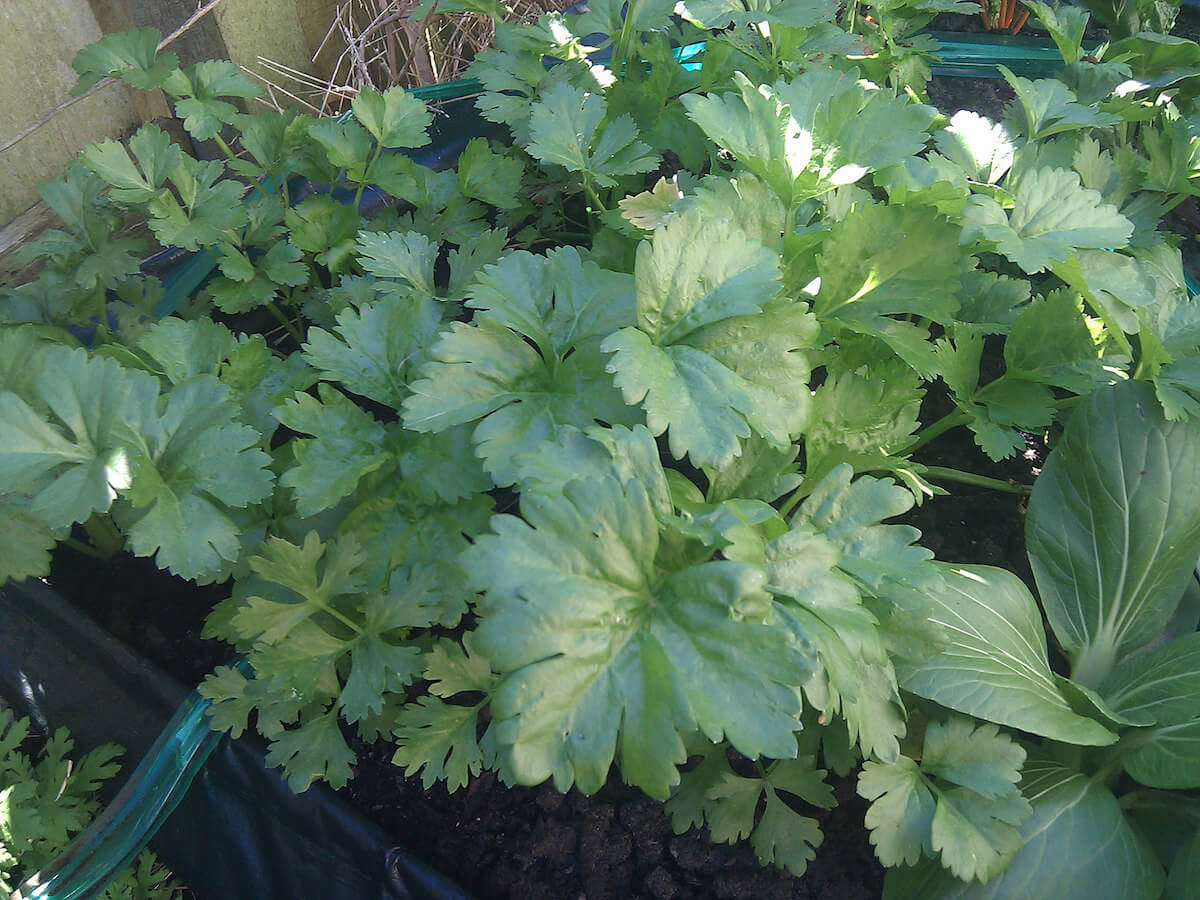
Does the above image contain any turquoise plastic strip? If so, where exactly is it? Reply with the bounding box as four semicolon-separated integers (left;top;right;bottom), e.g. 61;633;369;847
14;683;229;900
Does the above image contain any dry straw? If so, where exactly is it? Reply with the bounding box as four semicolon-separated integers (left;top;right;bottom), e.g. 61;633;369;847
249;0;573;116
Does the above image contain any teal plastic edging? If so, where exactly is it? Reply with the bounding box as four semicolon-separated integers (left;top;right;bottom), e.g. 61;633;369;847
13;669;237;900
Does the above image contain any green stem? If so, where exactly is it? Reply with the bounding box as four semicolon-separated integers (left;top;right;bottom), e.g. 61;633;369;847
317;602;364;636
1092;729;1155;786
353;142;384;209
778;481;812;519
82;514;125;558
902;410;970;455
611;0;640;77
214;133;270;199
922;466;1032;495
266;300;305;345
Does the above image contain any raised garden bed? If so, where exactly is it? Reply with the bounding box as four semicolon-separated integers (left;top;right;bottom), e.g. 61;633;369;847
6;2;1200;898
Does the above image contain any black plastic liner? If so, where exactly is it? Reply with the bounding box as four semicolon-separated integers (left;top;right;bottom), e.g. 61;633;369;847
0;579;471;900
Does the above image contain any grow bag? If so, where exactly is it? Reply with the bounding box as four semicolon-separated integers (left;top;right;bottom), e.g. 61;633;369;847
0;579;471;900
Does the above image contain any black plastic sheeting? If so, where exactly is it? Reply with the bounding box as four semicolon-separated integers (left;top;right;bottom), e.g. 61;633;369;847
0;579;472;900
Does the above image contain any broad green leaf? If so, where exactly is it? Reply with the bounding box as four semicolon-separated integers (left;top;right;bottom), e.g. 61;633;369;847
119;377;274;581
896;564;1117;745
883;760;1164;900
71;27;178;93
302;293;443;409
404;248;639;485
456;138;524;208
1001;67;1120;140
1027;381;1200;688
351;86;432;149
960;167;1133;274
526;83;659;188
1102;633;1200;726
0;347;152;530
933;110;1015;184
81;124;179;204
0;501;56;583
1166;825;1200;900
465;474;814;800
1122;720;1200;788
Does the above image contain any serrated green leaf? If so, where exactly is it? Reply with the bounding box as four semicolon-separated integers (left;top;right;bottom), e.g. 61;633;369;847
146;157;248;251
934;110;1016;184
81;124;179;204
0;346;153;530
120;377;274;580
275;384;392;516
706;771;763;842
71;27;178;94
354;230;438;295
961;167;1132;274
303;293;443;409
0;501;56;583
425;634;495;697
404;249;639;485
815;201;966;342
1002;67;1120;140
930;786;1029;882
392;696;485;791
859;756;937;866
883;761;1164;900
766;756;836;808
457;137;524;208
351;86;433;149
264;709;356;791
466;474;813;799
751;788;823;877
199;665;256;738
921;717;1025;798
526;83;659;188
